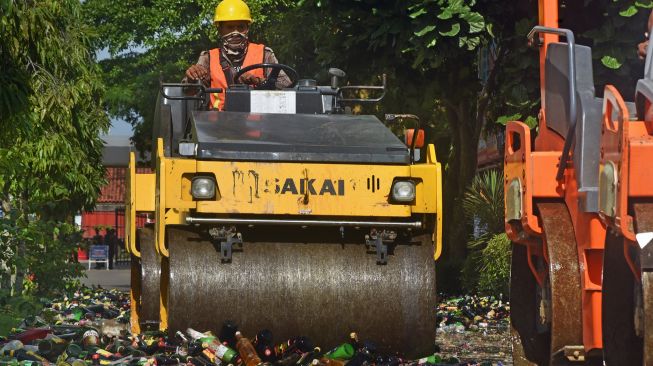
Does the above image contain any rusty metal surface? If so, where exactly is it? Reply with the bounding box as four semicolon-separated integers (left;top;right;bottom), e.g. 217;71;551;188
634;203;653;232
634;203;653;366
642;272;653;366
166;226;436;357
537;202;583;363
130;254;142;334
510;203;582;365
601;232;641;366
138;227;161;325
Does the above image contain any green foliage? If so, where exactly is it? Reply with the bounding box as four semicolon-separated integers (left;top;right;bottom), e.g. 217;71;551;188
84;0;653;293
462;169;504;236
579;0;652;96
0;288;46;334
602;55;623;69
461;169;508;295
0;0;109;216
0;211;85;296
83;0;296;154
476;233;511;296
1;0;108;295
84;1;536;286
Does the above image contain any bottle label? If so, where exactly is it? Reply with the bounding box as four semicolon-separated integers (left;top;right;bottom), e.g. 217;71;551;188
216;344;229;358
83;330;100;339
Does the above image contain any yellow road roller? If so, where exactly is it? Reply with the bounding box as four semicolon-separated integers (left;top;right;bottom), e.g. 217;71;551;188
125;65;443;355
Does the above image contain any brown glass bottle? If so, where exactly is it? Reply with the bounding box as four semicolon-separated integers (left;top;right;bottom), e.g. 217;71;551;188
316;358;347;366
235;331;262;366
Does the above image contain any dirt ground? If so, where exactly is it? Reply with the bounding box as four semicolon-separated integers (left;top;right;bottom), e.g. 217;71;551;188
436;325;512;365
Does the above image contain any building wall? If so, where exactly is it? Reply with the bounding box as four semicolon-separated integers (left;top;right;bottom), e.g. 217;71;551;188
81;166;152;239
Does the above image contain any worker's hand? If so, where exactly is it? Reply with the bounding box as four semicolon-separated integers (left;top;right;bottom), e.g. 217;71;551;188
239;72;264;86
185;64;209;82
639;40;649;60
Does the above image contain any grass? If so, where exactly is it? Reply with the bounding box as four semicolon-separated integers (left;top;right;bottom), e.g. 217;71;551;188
0;312;21;336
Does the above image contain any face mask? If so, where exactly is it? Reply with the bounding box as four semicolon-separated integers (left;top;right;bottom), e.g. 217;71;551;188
221;31;248;52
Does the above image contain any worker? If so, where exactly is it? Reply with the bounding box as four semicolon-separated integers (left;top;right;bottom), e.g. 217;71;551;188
637;9;653;59
184;0;291;110
105;228;118;270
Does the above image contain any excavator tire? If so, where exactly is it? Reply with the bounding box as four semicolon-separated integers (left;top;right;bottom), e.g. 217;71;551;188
510;203;582;366
137;226;161;327
165;225;437;357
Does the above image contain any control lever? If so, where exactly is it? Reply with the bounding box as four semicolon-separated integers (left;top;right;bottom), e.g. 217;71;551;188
329;68;346;89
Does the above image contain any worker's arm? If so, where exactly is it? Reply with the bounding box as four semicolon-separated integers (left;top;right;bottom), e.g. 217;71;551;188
263;47;292;89
183;52;211;85
638;10;653;59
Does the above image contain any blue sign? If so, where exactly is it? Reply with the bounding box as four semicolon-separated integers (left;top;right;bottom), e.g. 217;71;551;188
89;245;108;260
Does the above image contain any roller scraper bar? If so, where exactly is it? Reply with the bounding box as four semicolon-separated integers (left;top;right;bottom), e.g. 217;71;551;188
185;216;423;228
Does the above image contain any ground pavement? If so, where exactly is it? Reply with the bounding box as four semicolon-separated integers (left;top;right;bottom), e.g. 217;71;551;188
80;261;130;292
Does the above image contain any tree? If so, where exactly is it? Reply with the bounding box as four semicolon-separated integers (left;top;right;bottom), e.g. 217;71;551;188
82;0;295;154
86;0;653;292
0;0;109;295
84;0;531;291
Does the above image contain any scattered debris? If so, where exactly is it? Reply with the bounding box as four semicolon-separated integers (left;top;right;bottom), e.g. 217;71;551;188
0;288;511;365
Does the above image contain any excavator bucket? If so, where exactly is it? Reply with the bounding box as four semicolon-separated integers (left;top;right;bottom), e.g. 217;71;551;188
126;78;443;356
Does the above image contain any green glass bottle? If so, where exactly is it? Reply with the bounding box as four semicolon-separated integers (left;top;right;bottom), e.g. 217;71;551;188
324;343;355;360
187;328;238;364
66;343;83;358
416;354;442;365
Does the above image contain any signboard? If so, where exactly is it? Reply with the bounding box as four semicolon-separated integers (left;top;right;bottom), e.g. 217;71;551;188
89;245;108;260
88;245;109;270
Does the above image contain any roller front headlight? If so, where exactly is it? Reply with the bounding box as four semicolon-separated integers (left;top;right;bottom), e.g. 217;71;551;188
391;180;416;202
191;177;216;199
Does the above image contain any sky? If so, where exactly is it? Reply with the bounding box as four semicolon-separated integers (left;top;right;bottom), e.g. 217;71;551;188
97;48;136;144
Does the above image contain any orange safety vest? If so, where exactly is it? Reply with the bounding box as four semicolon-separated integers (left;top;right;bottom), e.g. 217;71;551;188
209;43;265;110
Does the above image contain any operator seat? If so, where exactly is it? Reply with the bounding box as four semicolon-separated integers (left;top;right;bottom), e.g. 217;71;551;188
544;43;635;212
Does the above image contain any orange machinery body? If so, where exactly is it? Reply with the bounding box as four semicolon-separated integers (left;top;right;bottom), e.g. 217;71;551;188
505;0;603;353
506;0;653;360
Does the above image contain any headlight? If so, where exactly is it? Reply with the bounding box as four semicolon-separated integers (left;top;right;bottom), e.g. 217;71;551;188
191;177;216;199
391;180;416;202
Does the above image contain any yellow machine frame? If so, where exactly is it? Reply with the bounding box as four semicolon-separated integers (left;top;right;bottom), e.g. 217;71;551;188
126;137;443;333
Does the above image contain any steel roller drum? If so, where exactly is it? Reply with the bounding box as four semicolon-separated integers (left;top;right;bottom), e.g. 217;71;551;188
601;232;641;365
510;203;582;366
137;227;161;325
166;226;437;356
634;203;653;365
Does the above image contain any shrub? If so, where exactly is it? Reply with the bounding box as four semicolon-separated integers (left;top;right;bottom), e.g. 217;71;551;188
477;233;511;296
0;211;84;296
461;169;511;296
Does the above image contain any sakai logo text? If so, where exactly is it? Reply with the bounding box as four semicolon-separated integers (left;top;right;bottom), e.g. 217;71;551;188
275;179;345;196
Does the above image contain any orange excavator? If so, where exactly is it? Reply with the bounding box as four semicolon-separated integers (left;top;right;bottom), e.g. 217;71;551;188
504;0;653;364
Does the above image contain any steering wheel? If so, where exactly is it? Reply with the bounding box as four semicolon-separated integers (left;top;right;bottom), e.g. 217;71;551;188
234;63;299;90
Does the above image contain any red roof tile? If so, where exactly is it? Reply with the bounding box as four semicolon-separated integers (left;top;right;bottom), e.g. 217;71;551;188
97;167;153;203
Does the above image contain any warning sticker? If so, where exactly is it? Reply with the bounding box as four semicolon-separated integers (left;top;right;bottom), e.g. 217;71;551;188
250;91;296;114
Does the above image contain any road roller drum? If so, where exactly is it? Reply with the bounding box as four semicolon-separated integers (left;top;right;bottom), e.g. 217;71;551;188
166;226;437;356
125;70;443;355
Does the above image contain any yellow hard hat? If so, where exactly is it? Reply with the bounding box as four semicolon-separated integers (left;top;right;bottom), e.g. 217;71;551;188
214;0;252;23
